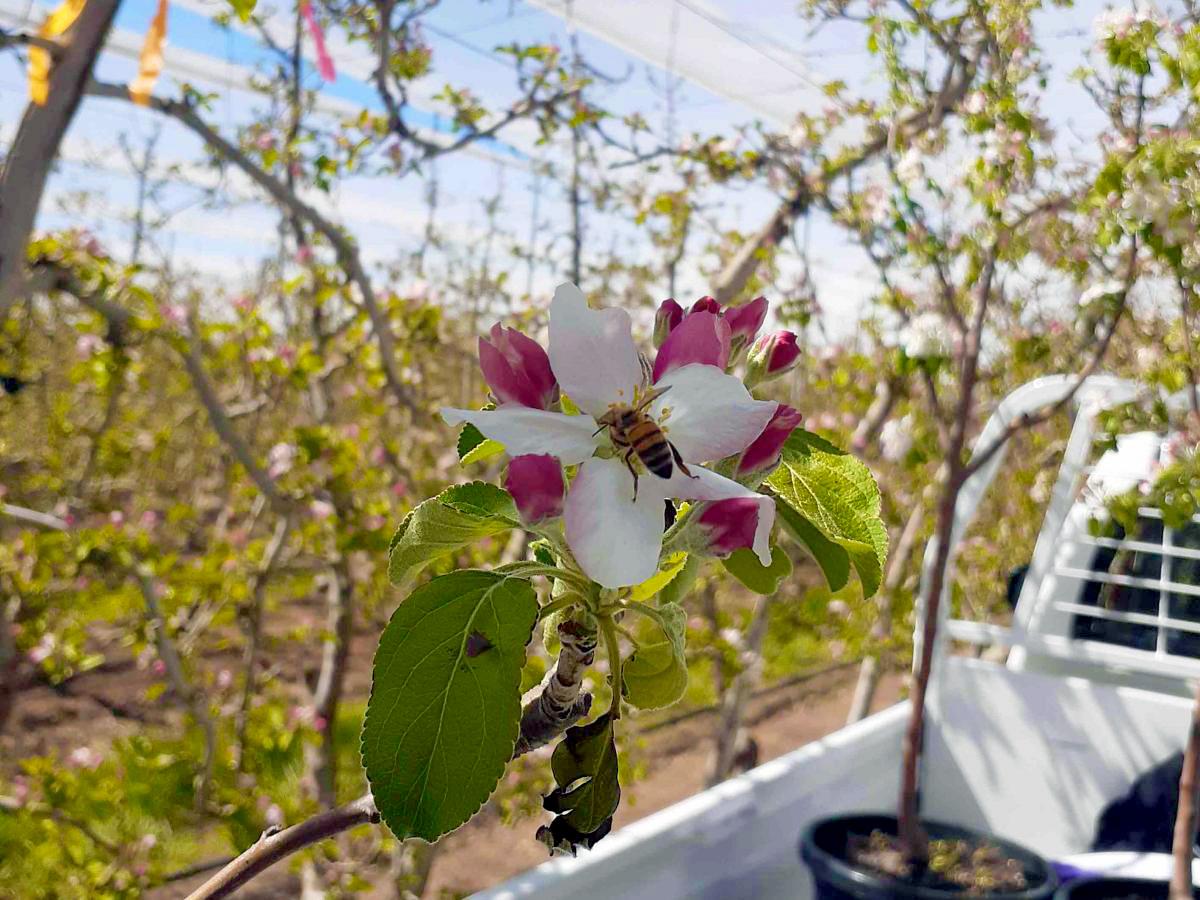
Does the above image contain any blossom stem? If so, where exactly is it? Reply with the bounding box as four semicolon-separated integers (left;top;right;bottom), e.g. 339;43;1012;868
625;600;670;631
661;504;698;554
536;592;581;623
600;616;623;720
496;561;587;590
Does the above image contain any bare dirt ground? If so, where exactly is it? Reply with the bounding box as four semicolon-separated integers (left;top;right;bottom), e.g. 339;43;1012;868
4;610;903;899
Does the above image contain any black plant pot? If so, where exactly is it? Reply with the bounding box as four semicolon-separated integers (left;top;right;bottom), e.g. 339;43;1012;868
1054;876;1199;898
800;813;1058;899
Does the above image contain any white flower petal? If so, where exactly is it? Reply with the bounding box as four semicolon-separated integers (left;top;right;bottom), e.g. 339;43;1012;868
548;283;643;418
565;457;667;588
440;407;598;464
666;467;775;567
654;364;777;463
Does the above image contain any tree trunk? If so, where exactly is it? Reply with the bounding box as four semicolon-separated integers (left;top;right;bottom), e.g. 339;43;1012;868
707;593;772;786
0;0;121;316
1171;681;1200;899
847;503;925;725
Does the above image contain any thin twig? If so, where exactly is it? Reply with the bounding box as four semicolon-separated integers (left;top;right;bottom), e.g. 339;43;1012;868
184;794;379;900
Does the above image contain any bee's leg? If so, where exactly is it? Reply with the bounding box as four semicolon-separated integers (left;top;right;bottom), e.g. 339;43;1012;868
670;442;698;480
622;448;640;501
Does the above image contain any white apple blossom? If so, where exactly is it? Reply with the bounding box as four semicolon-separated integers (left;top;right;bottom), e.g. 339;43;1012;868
880;415;915;463
442;284;778;588
895;149;925;184
962;90;986;115
897;312;951;360
1078;280;1125;307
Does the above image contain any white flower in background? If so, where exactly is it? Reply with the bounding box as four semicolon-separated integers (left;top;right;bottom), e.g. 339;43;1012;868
895;149;925;184
963;90;987;115
1094;3;1165;43
1121;172;1174;228
898;313;950;360
267;442;297;479
1078;279;1125;307
880;415;915;463
443;284;778;588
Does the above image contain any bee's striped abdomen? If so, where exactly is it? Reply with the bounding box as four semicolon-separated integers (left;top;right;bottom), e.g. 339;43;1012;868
628;419;673;478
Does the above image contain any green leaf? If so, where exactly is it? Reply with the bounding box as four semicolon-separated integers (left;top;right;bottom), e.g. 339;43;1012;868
630;552;689;602
766;430;887;597
623;602;687;710
540;713;620;853
362;570;538;842
388;482;518;584
227;0;256;22
457;423;504;466
721;544;793;595
772;496;850;592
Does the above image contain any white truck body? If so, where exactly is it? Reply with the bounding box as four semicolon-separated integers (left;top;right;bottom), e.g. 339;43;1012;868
479;377;1200;900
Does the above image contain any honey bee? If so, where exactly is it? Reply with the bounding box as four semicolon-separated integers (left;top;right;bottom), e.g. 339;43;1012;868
595;374;695;500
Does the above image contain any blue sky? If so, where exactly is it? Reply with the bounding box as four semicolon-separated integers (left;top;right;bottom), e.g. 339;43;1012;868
0;0;1125;336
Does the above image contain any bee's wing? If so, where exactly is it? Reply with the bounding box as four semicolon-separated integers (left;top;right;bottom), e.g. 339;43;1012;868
638;352;654;386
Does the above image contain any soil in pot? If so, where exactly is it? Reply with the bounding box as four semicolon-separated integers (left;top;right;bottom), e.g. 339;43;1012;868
801;813;1057;900
1054;876;1200;899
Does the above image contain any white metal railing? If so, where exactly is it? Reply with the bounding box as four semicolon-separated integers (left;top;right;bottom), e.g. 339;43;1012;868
926;376;1200;686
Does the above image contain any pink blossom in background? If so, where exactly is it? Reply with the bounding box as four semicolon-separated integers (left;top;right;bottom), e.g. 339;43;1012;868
232;294;255;312
309;499;336;520
391;480;408;498
279;344;297;365
139;508;160;528
216;669;234;690
161;304;187;328
254;133;276;152
294;244;314;265
371;445;389;465
151;659;167;676
76;334;104;356
300;1;336;82
28;634;55;664
109;510;125;527
10;776;29;806
68;746;103;769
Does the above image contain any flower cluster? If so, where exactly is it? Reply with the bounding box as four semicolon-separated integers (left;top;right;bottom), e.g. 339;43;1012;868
896;312;951;360
443;285;804;588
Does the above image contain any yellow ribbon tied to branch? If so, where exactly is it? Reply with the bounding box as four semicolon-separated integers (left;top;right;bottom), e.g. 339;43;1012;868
129;0;169;105
28;0;87;106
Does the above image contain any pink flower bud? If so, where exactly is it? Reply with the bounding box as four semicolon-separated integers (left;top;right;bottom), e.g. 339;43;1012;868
723;296;769;349
652;311;731;382
746;330;801;387
478;324;558;409
736;404;802;476
653;298;685;347
691;296;720;316
504;454;565;524
696;498;764;557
